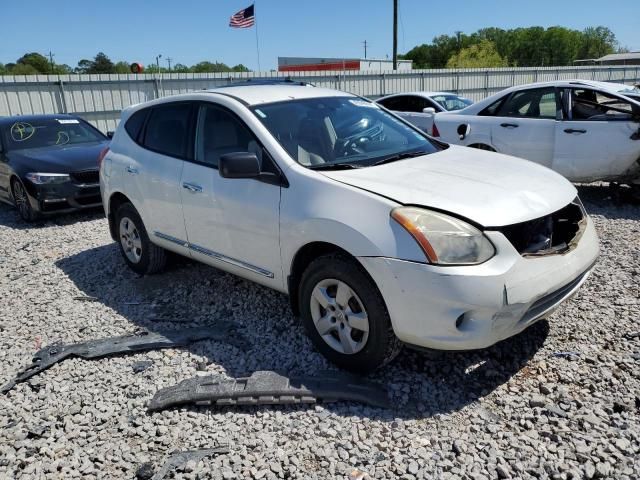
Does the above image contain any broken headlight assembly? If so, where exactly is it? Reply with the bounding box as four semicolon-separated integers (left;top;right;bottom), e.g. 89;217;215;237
391;207;495;265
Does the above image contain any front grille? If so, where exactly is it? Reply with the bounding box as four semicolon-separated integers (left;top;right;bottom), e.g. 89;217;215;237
70;169;99;185
498;199;585;257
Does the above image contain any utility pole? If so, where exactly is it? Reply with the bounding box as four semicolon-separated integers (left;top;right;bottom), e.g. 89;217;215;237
47;51;55;74
363;40;368;59
392;0;398;70
166;57;172;72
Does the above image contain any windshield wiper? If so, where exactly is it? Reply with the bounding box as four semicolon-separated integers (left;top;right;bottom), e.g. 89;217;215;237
373;150;429;166
307;163;363;171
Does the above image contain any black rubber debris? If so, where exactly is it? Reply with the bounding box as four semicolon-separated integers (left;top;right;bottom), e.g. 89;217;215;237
132;360;154;374
1;323;248;394
148;370;390;411
150;446;230;480
135;462;155;480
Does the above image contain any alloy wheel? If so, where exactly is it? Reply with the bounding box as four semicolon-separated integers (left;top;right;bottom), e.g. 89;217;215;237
12;181;31;219
309;278;370;355
119;217;143;264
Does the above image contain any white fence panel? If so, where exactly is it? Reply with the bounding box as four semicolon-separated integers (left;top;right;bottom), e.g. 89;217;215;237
1;66;639;132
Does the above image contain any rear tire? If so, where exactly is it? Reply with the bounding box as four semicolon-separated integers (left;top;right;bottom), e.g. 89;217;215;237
11;178;39;222
299;254;402;373
115;203;166;275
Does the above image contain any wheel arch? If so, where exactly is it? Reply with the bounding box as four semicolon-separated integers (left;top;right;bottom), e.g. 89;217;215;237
468;143;497;152
108;191;135;241
287;241;357;316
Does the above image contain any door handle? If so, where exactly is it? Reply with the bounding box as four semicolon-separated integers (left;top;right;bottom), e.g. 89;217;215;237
500;123;519;128
126;166;139;175
182;182;203;193
564;128;587;134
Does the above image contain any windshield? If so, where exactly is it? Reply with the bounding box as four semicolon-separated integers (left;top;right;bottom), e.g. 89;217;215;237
252;96;441;168
431;94;473;111
1;118;106;152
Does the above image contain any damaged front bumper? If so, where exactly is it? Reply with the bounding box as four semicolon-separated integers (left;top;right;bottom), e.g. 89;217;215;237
358;215;599;351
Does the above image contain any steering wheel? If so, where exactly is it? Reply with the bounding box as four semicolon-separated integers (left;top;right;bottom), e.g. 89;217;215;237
335;137;367;157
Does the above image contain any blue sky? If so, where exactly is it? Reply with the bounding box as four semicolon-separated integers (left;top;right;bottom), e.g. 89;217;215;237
1;0;638;70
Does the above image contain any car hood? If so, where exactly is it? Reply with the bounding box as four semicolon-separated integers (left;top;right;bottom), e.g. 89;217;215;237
320;146;577;227
8;141;108;173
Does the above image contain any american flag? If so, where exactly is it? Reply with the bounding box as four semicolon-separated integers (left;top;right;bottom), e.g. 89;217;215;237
229;4;255;28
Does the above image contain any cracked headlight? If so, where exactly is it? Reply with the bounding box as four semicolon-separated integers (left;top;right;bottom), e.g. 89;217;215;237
391;207;495;265
25;173;71;185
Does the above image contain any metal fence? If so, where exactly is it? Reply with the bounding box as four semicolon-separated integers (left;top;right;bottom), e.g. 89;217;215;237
1;65;639;132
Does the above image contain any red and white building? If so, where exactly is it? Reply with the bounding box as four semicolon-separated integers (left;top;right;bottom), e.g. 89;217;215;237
278;56;412;72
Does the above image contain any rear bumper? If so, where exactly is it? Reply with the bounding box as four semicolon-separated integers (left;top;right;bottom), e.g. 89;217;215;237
358;216;600;350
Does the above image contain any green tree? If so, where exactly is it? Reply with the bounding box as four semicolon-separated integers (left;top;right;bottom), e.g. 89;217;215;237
191;61;235;73
16;52;51;73
543;27;582;66
446;40;508;68
578;26;617;59
114;61;132;74
9;63;40;75
90;52;115;73
172;63;190;73
75;59;93;74
231;64;250;72
75;53;115;74
404;25;620;68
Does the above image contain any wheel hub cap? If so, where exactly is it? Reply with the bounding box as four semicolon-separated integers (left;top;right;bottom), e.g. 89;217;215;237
309;278;369;355
119;217;143;264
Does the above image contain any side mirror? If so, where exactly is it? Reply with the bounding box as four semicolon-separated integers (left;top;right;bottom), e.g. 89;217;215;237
106;131;115;139
457;124;470;140
219;152;261;179
422;107;436;114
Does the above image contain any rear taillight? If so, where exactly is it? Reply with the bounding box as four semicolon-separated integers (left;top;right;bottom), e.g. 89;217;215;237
97;147;110;169
431;123;440;138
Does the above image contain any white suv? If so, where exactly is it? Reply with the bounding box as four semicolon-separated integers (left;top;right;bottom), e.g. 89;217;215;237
100;82;599;372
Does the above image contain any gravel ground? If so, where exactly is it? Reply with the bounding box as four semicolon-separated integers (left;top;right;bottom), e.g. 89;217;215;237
0;185;638;480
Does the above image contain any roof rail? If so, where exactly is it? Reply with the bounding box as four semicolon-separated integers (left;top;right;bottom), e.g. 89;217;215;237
211;77;315;89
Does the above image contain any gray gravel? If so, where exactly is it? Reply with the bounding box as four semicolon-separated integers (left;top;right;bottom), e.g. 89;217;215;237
0;184;638;479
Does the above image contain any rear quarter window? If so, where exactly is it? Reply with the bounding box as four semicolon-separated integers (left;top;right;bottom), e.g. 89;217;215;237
142;103;193;159
124;109;148;142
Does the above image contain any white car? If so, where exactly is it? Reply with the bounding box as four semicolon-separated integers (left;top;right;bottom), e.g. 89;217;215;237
100;82;599;372
376;91;473;132
430;80;640;189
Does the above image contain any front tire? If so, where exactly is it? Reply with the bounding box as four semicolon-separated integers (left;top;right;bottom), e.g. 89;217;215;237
115;203;166;275
299;254;402;373
11;178;39;222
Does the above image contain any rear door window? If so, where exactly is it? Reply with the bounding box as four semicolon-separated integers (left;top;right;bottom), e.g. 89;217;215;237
496;87;558;119
143;103;193;158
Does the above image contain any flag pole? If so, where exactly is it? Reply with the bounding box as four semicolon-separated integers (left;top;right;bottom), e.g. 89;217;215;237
254;2;262;73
